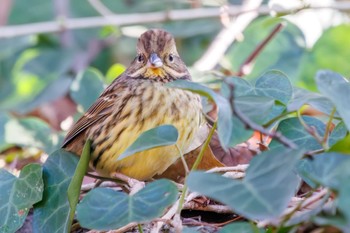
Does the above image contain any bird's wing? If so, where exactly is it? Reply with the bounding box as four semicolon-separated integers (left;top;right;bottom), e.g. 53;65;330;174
62;75;127;149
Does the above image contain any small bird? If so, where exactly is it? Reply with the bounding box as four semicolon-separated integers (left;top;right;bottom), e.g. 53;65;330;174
62;29;204;180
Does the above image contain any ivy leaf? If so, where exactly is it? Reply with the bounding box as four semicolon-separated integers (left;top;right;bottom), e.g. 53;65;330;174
67;140;91;232
269;116;325;151
188;148;303;220
297;152;350;189
0;164;43;233
167;80;233;149
70;68;105;112
219;222;264;233
33;150;79;233
118;125;178;161
4;117;62;154
316;70;350;131
76;179;178;230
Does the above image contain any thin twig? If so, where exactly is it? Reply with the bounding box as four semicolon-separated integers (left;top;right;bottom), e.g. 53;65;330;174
297;109;324;148
237;22;285;76
207;164;249;173
193;0;263;71
183;203;233;214
225;80;297;149
176;144;190;175
322;107;336;147
2;3;350;38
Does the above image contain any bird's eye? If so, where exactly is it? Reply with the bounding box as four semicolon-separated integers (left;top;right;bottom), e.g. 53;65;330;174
137;54;144;63
168;54;174;63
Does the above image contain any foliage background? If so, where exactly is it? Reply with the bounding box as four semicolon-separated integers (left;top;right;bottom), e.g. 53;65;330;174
1;0;350;232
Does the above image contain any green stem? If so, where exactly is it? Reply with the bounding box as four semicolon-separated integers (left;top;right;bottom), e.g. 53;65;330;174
176;185;188;214
138;224;143;233
297;109;324;148
191;121;217;171
322;107;336;149
176;121;218;214
263;111;295;128
176;144;189;175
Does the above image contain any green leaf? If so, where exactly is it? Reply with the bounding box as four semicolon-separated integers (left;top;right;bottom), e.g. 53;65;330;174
167;80;233;149
8;0;54;24
221;77;255;98
0;113;11;152
70;68;105;112
297;152;350;189
76;179;178;230
235;95;275;124
188;148;303;220
14;75;73;114
298;25;350;90
67;140;91;232
227;17;305;81
222;71;292;125
0;164;43;233
255;70;293;105
329;134;350;154
118;125;178;161
269;116;325;151
316;70;350;131
329;121;348;147
4;117;62;154
105;63;126;84
337;181;350;223
288;87;337;117
33;150;79;233
255;71;293;122
229;115;254;146
219;222;264;233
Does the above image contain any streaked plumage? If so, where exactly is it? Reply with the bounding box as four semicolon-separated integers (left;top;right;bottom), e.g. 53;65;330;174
62;29;204;180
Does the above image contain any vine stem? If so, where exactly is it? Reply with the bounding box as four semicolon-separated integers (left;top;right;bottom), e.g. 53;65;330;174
225;80;297;149
176;121;218;214
322;107;337;147
297;109;325;149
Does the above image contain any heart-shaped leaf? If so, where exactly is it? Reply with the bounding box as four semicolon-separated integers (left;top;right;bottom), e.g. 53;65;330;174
4;117;62;154
297;152;350;189
0;164;43;233
269;116;326;151
188;148;303;220
33;150;79;233
118;124;178;160
70;68;105;112
219;222;264;233
167;80;233;149
316;70;350;131
76;179;178;230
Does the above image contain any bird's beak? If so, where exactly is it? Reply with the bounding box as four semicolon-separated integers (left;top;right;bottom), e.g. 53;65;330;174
148;53;163;68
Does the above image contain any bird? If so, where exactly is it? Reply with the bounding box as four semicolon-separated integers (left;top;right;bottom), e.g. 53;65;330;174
62;29;205;180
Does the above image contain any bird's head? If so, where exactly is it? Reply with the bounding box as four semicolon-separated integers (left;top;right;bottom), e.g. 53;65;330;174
127;29;189;81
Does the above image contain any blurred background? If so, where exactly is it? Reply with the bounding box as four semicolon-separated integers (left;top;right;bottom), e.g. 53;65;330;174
0;0;349;170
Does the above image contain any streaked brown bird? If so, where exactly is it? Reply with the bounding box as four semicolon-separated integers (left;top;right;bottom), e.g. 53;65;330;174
62;29;205;180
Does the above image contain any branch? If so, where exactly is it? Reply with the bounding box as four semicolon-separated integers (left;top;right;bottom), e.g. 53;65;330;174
1;2;350;38
193;0;264;72
225;80;297;149
237;22;285;76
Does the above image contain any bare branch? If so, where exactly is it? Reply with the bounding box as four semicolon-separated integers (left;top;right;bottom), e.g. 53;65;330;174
1;2;350;39
193;0;264;72
0;0;12;26
237;22;285;76
225;80;298;149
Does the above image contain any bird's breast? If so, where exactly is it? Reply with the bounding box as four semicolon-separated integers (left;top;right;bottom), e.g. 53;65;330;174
90;81;203;180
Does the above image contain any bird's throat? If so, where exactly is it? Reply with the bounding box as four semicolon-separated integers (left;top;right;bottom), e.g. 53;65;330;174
144;67;167;79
